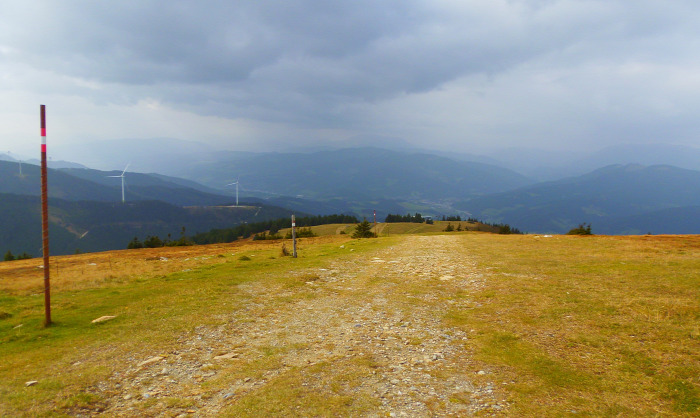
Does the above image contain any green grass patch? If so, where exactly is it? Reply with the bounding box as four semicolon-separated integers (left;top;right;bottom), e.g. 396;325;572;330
483;332;595;389
222;361;380;417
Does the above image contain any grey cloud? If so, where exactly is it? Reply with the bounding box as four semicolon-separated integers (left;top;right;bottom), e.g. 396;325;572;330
2;0;700;151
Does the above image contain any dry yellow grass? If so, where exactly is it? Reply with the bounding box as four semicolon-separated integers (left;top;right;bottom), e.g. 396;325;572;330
0;235;351;295
277;221;490;238
443;233;700;415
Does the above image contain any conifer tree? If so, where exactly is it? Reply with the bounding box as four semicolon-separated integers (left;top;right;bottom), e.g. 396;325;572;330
352;219;376;238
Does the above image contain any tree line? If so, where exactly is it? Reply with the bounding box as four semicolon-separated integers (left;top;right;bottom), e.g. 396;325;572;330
384;213;425;223
127;214;359;248
3;250;33;261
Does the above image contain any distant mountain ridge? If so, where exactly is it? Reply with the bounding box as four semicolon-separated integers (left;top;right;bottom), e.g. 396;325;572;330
5;140;700;239
484;143;700;180
459;164;700;234
0;160;232;207
170;147;533;201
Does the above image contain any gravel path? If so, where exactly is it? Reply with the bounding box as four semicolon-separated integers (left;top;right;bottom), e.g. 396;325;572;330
98;235;507;416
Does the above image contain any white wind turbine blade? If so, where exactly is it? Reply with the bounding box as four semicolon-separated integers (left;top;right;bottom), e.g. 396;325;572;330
121;163;130;176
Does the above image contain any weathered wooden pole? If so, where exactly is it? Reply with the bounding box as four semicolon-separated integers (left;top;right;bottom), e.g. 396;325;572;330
291;215;297;258
40;104;51;326
373;209;377;236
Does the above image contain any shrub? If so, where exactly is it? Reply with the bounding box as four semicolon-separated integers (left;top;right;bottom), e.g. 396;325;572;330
567;223;593;235
284;227;316;239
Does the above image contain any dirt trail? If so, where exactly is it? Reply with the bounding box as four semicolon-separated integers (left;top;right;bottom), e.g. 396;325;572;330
100;235;506;416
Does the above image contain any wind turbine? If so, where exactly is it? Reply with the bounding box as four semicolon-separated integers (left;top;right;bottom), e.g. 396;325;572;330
226;177;239;207
108;163;130;203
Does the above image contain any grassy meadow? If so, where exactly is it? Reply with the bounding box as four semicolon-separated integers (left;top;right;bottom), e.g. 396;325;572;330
445;233;700;415
277;220;492;237
0;228;698;416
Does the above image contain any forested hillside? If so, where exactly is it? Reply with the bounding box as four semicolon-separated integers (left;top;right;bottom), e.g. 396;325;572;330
0;193;296;255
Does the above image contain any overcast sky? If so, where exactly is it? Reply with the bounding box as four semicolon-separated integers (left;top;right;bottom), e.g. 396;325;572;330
2;0;700;159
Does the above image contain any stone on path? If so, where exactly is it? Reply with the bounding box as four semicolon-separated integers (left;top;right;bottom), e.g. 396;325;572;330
92;315;117;324
137;356;164;368
214;353;239;360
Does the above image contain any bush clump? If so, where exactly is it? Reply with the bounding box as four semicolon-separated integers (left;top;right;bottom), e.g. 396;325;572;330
567;223;593;235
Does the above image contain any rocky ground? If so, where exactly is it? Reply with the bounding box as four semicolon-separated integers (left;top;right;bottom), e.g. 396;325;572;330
93;235;508;416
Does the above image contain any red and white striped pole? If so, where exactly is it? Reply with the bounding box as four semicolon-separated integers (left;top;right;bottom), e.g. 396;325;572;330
40;104;51;326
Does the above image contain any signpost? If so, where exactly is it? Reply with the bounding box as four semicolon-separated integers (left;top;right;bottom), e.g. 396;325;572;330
291;215;297;258
373;209;377;236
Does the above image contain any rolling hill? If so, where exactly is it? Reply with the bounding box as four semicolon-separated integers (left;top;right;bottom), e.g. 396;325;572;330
0;160;232;206
161;147;534;201
0;193;297;255
458;164;700;234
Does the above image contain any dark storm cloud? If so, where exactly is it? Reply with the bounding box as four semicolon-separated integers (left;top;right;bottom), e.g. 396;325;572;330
2;0;700;151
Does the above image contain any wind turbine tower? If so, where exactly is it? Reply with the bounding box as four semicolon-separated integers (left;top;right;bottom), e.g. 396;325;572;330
108;164;130;203
226;177;239;207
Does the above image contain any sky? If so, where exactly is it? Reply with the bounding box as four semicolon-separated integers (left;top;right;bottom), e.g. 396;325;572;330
2;0;700;159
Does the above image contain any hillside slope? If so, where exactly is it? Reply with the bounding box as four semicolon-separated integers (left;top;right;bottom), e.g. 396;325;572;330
170;147;533;201
458;164;700;234
0;161;232;206
0;193;296;255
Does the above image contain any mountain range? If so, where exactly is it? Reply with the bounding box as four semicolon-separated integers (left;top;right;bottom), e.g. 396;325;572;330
41;138;700;180
2;143;700;257
458;164;700;234
0;160;231;207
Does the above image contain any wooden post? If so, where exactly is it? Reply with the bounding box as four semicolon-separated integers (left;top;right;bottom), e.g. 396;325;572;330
40;104;51;327
291;215;297;258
